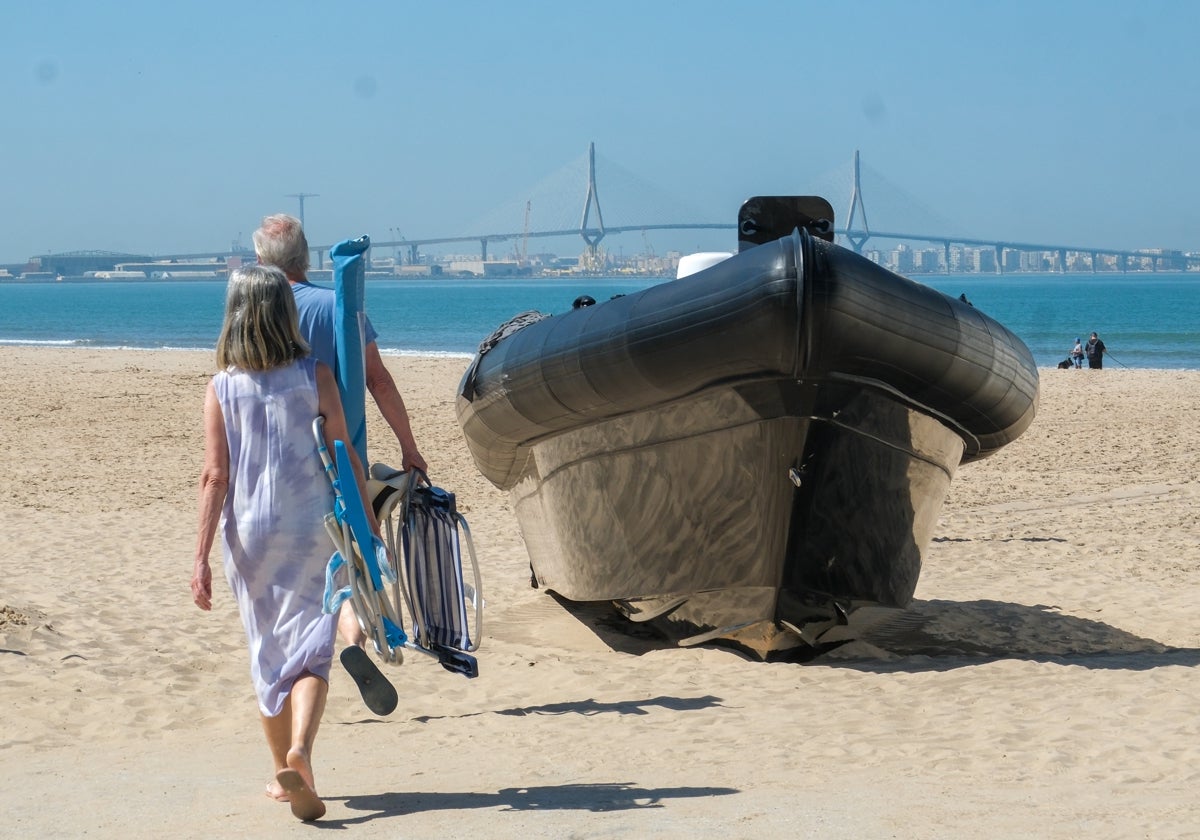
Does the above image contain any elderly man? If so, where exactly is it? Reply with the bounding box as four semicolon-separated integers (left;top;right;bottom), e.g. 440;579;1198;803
253;213;427;716
253;213;427;473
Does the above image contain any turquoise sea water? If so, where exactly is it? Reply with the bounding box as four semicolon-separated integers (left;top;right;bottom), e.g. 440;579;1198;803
1;272;1198;369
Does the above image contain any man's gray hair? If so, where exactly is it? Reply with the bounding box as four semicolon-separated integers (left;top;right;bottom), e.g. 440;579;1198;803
252;213;310;277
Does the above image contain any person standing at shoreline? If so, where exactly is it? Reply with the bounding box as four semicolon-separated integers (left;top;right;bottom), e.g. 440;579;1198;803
1086;332;1107;369
1071;337;1085;368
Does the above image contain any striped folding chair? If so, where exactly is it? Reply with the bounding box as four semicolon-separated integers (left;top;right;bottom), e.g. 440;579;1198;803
370;465;482;678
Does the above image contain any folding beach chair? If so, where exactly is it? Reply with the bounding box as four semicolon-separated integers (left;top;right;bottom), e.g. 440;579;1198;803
316;418;408;667
318;233;481;680
370;464;482;678
316;417;482;678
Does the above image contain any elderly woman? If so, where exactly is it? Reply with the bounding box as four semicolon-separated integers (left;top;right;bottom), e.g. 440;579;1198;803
191;264;376;822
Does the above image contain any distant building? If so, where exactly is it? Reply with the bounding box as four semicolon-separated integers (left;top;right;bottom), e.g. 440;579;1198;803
115;258;226;279
891;244;915;273
447;259;523;277
86;270;149;280
1143;249;1187;271
974;248;996;273
32;250;148;276
395;264;443;277
918;249;943;272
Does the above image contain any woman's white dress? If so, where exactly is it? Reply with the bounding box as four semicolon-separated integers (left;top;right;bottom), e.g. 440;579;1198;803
212;357;337;716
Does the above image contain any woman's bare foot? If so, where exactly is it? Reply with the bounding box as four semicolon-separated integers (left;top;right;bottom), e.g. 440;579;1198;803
275;749;325;821
264;780;290;802
275;769;325;821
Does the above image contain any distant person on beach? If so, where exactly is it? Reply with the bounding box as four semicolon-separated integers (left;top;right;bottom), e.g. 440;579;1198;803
254;212;421;713
1071;337;1085;369
191;265;379;822
1086;332;1107;369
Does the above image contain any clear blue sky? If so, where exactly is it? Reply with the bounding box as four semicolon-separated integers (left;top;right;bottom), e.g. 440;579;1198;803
4;0;1198;264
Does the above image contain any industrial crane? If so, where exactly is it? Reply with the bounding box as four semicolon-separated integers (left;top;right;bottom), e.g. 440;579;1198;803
520;200;531;266
642;229;655;258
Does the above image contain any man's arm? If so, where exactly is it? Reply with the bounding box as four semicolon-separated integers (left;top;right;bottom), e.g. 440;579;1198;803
364;341;428;473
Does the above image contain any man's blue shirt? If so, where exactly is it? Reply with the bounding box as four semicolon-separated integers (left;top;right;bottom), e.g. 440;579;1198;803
290;279;379;375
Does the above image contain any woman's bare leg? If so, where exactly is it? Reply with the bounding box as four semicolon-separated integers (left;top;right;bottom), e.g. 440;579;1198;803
272;673;329;821
260;704;292;801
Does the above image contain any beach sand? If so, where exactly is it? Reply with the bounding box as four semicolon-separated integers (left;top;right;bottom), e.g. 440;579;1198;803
1;348;1197;838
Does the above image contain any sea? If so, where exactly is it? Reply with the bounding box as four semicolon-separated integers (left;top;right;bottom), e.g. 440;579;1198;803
1;272;1199;369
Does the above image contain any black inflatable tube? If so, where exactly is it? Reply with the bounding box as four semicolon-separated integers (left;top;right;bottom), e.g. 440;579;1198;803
458;230;1038;489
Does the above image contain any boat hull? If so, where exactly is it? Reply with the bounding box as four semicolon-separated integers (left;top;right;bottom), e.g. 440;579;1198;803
510;379;963;649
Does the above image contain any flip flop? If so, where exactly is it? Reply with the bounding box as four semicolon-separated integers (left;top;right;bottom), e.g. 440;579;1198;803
275;768;326;822
340;645;398;716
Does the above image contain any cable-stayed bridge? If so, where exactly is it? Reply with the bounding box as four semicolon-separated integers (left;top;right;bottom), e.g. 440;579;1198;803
362;142;732;268
30;145;1194;276
357;144;1193;273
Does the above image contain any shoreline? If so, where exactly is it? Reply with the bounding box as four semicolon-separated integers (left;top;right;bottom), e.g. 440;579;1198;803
0;341;478;360
0;341;1195;371
5;269;1199;285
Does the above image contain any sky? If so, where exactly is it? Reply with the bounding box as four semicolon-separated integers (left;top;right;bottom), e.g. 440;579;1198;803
4;0;1199;265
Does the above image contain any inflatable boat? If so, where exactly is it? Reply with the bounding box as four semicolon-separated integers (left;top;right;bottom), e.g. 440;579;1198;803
457;197;1039;655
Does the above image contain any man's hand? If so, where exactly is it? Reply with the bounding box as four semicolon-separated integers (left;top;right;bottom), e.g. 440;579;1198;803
403;449;428;474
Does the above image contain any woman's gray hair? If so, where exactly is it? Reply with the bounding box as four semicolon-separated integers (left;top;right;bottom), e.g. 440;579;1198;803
216;265;310;371
252;213;310;277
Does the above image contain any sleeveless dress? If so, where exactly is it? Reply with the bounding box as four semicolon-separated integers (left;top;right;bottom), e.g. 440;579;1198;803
212;356;338;716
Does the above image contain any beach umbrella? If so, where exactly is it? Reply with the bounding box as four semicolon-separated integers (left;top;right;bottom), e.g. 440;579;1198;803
331;235;370;465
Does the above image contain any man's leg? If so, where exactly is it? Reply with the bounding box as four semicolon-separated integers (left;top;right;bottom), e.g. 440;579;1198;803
338;600;366;647
336;601;398;715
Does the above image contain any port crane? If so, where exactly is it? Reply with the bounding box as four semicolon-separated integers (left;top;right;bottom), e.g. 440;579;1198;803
519;200;531;266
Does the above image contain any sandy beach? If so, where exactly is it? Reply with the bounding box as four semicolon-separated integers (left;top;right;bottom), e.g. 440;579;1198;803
1;347;1197;839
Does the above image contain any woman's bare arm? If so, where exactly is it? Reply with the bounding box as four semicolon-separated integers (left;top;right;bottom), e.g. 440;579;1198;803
192;381;229;611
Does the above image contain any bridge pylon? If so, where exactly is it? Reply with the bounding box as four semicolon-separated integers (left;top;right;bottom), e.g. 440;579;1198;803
844;150;870;253
579;142;606;256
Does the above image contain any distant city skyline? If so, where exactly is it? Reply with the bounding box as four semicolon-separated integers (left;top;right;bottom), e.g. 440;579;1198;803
4;1;1198;263
8;237;1192;284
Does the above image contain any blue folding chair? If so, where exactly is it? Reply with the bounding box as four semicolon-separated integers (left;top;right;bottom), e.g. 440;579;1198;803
319;233;481;679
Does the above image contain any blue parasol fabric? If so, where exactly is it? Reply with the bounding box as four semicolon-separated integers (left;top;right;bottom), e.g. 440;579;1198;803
331;235;371;466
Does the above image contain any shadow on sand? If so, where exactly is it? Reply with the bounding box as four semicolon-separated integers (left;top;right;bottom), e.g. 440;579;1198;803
824;597;1200;673
408;693;726;724
549;593;1200;673
318;782;738;827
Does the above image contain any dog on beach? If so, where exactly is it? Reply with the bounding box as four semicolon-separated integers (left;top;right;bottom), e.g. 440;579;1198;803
1057;358;1074;369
